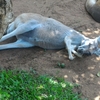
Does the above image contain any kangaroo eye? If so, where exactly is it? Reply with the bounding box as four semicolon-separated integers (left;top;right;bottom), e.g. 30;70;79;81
89;43;92;48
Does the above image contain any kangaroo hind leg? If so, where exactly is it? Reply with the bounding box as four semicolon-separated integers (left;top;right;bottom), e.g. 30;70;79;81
0;39;34;50
0;20;41;42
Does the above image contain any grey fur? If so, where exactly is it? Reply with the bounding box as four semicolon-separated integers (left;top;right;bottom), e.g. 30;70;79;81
86;0;100;23
0;13;100;60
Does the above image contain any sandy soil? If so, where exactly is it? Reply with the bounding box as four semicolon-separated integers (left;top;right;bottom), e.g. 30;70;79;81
0;0;100;100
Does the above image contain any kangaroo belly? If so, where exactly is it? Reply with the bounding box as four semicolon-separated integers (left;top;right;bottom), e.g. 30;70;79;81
32;30;66;49
17;29;66;49
33;38;65;49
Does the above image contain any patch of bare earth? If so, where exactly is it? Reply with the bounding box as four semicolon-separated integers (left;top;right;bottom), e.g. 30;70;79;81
0;0;100;99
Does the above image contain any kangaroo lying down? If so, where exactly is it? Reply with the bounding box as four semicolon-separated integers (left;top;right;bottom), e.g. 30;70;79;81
86;0;100;23
0;13;100;60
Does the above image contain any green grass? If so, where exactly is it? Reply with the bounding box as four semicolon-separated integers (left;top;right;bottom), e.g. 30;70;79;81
0;70;82;100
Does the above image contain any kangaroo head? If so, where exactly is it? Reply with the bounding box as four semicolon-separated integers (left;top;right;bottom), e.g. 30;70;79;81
77;36;100;56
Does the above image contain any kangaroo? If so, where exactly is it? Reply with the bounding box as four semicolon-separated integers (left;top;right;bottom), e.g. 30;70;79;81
0;0;14;38
0;13;100;60
86;0;100;22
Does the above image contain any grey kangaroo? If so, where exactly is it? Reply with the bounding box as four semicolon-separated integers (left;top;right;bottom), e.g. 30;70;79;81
0;13;100;60
86;0;100;23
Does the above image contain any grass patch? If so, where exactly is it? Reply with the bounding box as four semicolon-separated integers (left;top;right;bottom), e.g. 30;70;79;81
0;70;82;100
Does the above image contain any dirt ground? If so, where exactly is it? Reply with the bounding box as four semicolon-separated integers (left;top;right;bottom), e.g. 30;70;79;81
0;0;100;99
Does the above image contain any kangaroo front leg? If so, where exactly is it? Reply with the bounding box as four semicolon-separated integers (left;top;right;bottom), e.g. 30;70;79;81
64;37;75;60
72;49;82;57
